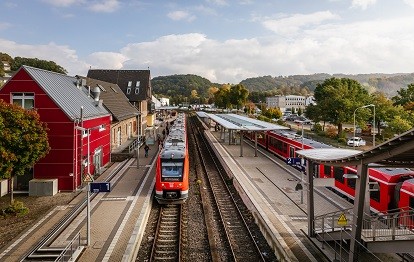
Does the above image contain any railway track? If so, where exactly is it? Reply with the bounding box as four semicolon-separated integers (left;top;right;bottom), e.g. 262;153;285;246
149;204;182;262
190;116;266;262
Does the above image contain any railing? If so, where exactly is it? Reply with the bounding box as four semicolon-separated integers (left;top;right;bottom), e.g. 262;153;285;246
314;207;414;242
128;136;143;153
361;207;414;241
54;232;82;262
314;208;354;233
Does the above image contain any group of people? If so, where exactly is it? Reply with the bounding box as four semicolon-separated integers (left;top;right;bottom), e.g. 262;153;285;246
143;124;170;157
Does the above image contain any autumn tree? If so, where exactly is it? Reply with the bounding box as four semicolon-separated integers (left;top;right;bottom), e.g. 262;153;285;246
0;100;50;203
229;84;249;110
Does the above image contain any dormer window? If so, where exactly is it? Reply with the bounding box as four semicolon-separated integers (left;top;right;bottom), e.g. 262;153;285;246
126;88;131;94
135;87;139;94
135;81;140;87
128;81;132;87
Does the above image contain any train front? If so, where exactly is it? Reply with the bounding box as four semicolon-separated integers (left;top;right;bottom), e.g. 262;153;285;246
155;147;189;204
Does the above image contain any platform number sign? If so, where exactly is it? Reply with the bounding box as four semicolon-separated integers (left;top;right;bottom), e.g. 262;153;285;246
286;157;301;166
89;182;111;193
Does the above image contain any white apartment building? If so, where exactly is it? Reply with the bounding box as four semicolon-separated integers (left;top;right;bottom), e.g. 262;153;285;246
266;95;314;113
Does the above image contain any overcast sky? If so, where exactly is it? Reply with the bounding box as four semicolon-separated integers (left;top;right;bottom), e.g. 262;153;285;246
1;0;414;84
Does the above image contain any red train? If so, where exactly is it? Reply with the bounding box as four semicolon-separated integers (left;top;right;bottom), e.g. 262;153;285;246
245;130;414;215
155;113;189;204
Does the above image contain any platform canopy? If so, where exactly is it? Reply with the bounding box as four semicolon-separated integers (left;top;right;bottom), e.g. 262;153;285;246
204;113;289;131
297;128;414;167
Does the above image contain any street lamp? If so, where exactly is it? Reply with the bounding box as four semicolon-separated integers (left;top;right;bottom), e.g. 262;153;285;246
353;104;375;148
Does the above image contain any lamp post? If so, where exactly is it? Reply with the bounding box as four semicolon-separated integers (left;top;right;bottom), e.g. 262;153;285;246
353;104;375;148
136;112;141;169
301;123;304;204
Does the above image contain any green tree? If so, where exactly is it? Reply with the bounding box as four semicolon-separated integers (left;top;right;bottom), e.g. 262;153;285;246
229;84;249;110
392;83;414;108
11;57;67;74
214;85;231;109
313;78;371;134
0;100;50;203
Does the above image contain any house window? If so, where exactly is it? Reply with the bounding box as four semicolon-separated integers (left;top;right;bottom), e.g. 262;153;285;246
82;129;90;138
128;81;132;87
99;124;106;131
126;88;131;94
135;87;139;94
12;93;34;109
135;81;140;87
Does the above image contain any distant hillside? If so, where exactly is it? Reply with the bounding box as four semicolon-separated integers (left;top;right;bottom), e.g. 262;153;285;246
152;74;220;99
153;73;414;100
240;73;414;97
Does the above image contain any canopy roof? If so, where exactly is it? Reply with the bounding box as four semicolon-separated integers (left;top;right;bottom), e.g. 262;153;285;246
205;113;289;131
297;129;414;167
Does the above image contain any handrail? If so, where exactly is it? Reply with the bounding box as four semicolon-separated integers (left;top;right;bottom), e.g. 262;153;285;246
314;207;414;242
54;232;82;262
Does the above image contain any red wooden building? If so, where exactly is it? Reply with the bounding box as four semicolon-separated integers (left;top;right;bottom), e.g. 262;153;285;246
0;66;111;191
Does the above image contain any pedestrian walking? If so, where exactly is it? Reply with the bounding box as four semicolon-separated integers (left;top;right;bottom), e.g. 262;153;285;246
144;144;150;157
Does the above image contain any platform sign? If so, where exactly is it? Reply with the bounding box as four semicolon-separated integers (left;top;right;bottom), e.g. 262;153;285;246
89;182;111;193
286;157;301;166
337;213;348;227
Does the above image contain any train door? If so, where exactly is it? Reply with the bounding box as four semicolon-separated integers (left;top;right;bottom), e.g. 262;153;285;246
289;146;295;158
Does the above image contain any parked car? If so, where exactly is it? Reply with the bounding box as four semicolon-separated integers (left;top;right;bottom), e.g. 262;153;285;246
347;137;366;147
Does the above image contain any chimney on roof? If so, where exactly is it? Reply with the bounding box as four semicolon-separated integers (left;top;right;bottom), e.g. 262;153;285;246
91;85;101;102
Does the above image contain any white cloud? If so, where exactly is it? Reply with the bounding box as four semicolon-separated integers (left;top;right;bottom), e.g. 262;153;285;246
0;22;12;30
0;39;90;76
351;0;377;10
206;0;229;6
87;52;128;69
262;11;340;35
41;0;85;7
2;13;414;84
167;10;196;22
41;0;120;13
88;0;120;13
403;0;414;8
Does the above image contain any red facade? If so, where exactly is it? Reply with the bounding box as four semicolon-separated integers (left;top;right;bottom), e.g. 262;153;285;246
0;69;111;191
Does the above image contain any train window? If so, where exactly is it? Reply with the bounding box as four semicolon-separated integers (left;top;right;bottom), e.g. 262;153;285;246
333;167;345;183
410;196;414;209
369;178;380;202
322;165;332;178
346;169;357;189
161;161;184;181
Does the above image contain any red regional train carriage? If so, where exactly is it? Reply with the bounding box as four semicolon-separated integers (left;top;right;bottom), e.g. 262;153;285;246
245;130;414;215
155;113;189;204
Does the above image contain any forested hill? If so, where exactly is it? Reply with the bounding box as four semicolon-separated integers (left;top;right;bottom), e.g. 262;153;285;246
151;74;220;99
152;73;414;99
240;73;414;97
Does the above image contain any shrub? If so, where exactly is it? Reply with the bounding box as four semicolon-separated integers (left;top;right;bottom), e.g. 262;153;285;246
2;200;29;217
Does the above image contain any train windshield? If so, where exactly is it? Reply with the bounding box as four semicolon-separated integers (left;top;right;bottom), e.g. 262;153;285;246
161;160;184;181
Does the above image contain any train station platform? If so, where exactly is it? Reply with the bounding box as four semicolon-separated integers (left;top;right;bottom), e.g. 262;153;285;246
0;139;160;262
203;125;359;262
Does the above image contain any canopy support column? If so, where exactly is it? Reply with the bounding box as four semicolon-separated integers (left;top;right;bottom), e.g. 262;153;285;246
254;132;258;157
240;131;243;157
306;161;315;237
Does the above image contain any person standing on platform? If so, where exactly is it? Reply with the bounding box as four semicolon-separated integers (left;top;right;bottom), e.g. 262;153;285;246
144;144;150;157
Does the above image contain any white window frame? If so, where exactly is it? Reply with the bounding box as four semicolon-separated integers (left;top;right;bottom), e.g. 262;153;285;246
134;87;139;94
126;88;131;94
99;124;106;131
135;81;140;87
128;81;132;87
12;93;35;109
